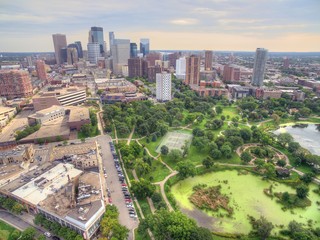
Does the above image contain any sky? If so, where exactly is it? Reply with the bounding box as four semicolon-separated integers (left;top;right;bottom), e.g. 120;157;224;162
0;0;320;52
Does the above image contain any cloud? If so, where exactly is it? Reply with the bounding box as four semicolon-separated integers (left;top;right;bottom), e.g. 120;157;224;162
193;8;227;17
170;18;198;25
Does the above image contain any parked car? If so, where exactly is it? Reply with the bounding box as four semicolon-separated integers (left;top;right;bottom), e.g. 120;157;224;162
44;232;51;237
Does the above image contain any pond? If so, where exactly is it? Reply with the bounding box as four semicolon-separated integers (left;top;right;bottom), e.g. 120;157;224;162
273;124;320;156
171;170;320;234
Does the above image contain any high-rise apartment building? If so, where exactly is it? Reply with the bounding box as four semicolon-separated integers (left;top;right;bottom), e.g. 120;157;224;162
0;70;33;99
111;39;130;75
283;57;289;69
168;52;180;69
89;27;105;54
130;43;138;58
109;32;115;52
175;57;186;80
128;58;143;78
148;65;162;82
146;52;161;66
74;41;83;58
140;38;150;56
52;34;67;65
204;50;213;70
251;48;268;87
185;55;200;86
223;64;240;82
35;60;47;81
87;43;100;64
156;72;172;102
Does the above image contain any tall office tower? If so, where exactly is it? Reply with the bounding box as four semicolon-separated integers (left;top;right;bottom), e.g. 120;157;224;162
35;60;47;81
156;72;172;102
185;55;200;86
67;47;78;65
146;52;161;66
87;43;100;64
89;26;105;54
0;70;33;99
111;39;130;75
223;64;240;82
140;38;150;56
109;32;115;52
60;48;68;63
74;41;83;58
130;43;138;58
52;34;67;65
128;58;143;78
168;52;180;69
204;50;213;70
251;48;268;87
175;57;186;80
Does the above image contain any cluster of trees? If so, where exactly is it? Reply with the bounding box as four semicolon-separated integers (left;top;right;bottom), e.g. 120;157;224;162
79;110;100;138
192;126;253;161
34;214;83;240
0;196;25;214
280;220;320;240
15;124;40;141
139;209;212;240
131;178;155;199
150;192;167;210
99;205;129;240
248;215;274;240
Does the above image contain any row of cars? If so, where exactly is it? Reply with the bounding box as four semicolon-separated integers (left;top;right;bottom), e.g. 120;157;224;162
109;142;137;218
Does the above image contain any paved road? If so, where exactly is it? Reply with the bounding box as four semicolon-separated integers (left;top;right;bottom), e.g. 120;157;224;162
96;135;138;240
0;210;31;231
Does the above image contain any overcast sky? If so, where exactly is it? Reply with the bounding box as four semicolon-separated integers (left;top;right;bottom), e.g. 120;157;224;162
0;0;320;52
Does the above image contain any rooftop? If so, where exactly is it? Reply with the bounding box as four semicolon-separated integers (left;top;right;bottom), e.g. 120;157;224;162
0;145;30;158
28;105;64;118
67;106;90;123
51;142;96;161
12;163;83;205
0;106;16;114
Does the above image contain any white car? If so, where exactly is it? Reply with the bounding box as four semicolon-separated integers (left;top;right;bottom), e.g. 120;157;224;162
44;232;51;237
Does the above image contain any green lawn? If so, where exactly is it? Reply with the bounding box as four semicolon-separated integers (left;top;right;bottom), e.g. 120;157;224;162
140;136;163;157
0;220;19;240
217;106;239;119
140;159;171;183
138;198;152;217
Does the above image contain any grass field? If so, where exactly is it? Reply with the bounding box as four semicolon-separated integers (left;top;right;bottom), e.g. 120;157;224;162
0;220;19;240
139;137;163;157
142;159;171;183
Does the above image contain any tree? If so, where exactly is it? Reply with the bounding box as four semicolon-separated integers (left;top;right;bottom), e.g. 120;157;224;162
63;140;68;145
192;128;204;137
202;157;214;169
249;216;274;240
216;106;223;114
37;235;46;240
9;229;21;240
131;179;155;199
20;227;36;240
177;161;196;179
210;149;222;159
288;142;301;153
271;113;280;125
160;145;169;155
296;184;309;199
276;159;286;167
112;223;130;240
241;152;252;163
168;149;182;162
221;144;232;158
282;192;290;202
277;133;294;147
240;128;252;142
135;159;151;176
300;173;315;184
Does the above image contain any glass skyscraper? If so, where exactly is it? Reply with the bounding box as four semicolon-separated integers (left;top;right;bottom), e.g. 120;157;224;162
130;43;138;58
251;48;268;87
90;27;104;54
140;38;150;56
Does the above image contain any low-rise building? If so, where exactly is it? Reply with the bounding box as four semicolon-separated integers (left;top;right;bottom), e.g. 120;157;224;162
190;85;228;97
100;92;147;104
28;105;65;125
95;78;137;93
0;106;17;128
67;106;90;131
0;145;34;165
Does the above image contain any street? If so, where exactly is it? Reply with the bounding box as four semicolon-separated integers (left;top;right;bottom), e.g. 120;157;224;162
96;135;139;240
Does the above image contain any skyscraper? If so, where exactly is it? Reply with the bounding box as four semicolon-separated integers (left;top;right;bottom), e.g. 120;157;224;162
146;52;161;66
175;57;186;80
140;38;150;56
67;47;78;65
52;34;67;65
156;72;172;102
111;39;130;75
74;41;83;58
251;48;268;87
185;55;200;86
130;43;138;58
128;58;143;78
35;60;47;81
204;50;213;70
223;64;240;82
109;32;115;52
89;27;105;54
87;43;100;64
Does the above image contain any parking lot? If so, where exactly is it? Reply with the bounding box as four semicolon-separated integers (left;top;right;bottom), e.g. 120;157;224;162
96;135;138;240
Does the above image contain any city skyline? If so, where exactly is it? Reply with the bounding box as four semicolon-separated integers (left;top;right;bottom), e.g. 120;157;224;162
0;0;320;52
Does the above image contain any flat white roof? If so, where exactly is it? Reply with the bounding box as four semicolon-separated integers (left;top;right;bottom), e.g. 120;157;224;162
12;163;82;205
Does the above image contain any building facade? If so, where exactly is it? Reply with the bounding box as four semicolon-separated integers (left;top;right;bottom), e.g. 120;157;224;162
140;38;150;56
130;43;138;58
223;64;240;82
35;60;47;81
156;72;172;101
0;70;33;99
204;50;213;70
176;57;186;80
251;48;268;87
52;34;67;65
185;55;200;86
89;27;105;54
87;43;100;64
111;39;130;75
0;145;34;165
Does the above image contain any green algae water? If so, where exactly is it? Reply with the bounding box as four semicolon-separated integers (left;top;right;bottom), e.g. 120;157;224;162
171;170;320;234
